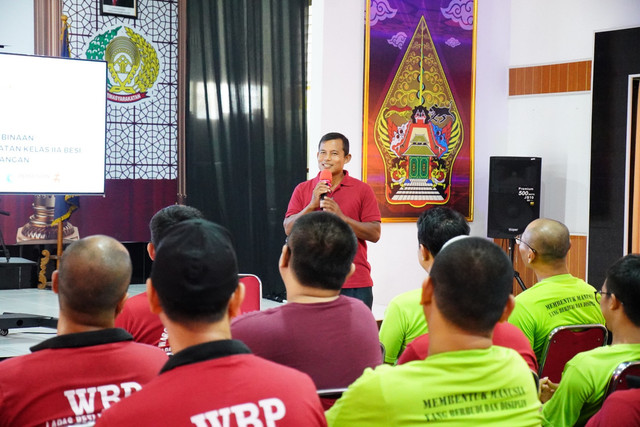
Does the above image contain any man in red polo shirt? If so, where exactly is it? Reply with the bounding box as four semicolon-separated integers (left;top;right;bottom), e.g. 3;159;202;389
115;204;204;354
284;132;381;308
97;219;326;426
0;236;168;427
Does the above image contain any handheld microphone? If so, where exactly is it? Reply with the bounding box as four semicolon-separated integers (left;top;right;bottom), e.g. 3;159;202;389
319;169;332;201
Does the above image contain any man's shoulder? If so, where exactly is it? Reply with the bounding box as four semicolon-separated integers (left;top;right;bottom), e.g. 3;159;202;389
232;306;283;328
342;173;373;190
122;339;168;355
516;274;592;301
121;292;149;312
572;343;640;363
540;274;593;289
0;350;38;373
389;288;422;306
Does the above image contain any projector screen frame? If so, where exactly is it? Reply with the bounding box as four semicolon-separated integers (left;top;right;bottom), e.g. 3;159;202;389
0;52;108;196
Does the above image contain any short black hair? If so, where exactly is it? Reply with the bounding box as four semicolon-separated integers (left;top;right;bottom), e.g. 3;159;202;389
151;219;238;324
429;237;513;334
605;254;640;327
287;211;357;290
149;205;204;246
417;207;469;255
319;132;350;156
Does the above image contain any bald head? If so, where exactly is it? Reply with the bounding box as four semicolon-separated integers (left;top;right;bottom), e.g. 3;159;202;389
522;218;571;263
57;235;132;326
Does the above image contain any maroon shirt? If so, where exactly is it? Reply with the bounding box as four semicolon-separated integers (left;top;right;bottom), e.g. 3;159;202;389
586;388;640;427
231;295;383;389
285;171;381;288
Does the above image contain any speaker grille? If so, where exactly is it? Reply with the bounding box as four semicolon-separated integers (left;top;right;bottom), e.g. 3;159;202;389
487;157;541;239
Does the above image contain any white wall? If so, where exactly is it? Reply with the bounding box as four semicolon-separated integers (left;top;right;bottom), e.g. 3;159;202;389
309;0;640;306
0;0;34;55
508;0;640;234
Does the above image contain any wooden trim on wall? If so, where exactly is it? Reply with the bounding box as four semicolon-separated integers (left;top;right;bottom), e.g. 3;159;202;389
509;61;591;96
33;0;61;56
495;235;588;295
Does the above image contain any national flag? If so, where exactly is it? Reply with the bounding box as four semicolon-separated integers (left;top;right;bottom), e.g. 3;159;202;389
52;196;79;226
61;15;70;58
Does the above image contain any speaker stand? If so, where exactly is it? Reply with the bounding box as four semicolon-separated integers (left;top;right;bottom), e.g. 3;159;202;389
508;237;527;292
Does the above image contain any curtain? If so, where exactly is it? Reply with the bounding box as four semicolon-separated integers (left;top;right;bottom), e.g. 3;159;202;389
186;0;308;299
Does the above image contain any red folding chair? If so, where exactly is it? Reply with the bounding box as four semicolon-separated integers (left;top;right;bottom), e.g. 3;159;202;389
239;274;262;314
606;361;640;396
538;324;608;383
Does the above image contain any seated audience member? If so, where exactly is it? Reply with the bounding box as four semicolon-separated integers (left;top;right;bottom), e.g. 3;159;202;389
115;204;204;353
0;236;168;427
96;219;326;426
326;237;542;426
585;384;640;427
541;254;640;426
379;206;470;364
508;218;605;361
231;211;381;390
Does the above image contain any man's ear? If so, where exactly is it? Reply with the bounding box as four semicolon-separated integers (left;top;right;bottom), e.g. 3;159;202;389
498;294;516;322
115;291;129;317
344;153;352;164
228;282;246;319
609;294;624;312
344;263;356;281
146;278;163;315
147;242;156;261
52;270;59;294
418;244;434;272
420;276;434;306
419;244;432;262
279;244;291;269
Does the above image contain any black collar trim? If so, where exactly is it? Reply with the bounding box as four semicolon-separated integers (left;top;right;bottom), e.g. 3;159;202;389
160;339;251;373
30;328;133;352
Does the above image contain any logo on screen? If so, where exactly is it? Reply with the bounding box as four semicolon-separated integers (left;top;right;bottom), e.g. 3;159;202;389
86;26;159;103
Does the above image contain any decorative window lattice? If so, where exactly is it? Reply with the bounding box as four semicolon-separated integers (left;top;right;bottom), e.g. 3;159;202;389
63;0;178;179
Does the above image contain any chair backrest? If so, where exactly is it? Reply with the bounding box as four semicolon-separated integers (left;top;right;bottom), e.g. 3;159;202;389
538;324;608;383
239;274;262;314
606;361;640;396
531;369;540;394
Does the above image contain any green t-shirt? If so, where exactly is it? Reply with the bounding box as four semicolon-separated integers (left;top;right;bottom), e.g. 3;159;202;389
379;288;428;364
508;274;606;361
542;343;640;427
326;346;542;426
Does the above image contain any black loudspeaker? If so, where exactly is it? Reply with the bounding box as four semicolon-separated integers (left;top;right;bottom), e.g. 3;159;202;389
487;157;542;239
